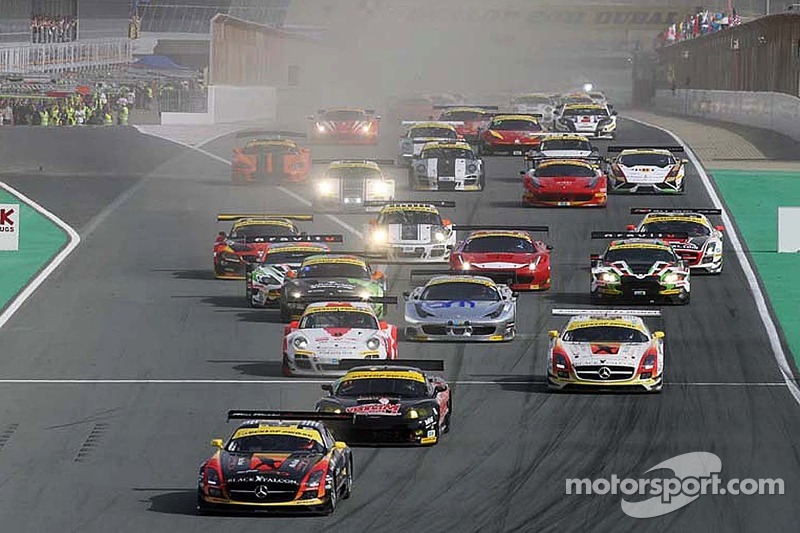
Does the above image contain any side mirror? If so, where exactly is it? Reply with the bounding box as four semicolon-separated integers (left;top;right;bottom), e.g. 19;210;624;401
548;330;560;339
653;331;665;339
546;244;554;251
215;232;226;243
626;224;636;231
334;441;348;450
715;225;725;231
611;110;618;116
286;270;297;279
321;383;333;393
434;383;447;393
441;218;451;226
289;320;300;329
519;170;526;176
375;115;382;120
682;159;689;165
402;291;410;300
372;270;385;280
511;291;520;299
590;253;601;267
211;438;224;449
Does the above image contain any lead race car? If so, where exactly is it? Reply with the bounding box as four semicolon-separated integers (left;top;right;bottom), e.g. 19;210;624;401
311;159;395;212
396;121;462;167
246;242;332;308
448;225;552;291
197;410;354;515
409;140;485;191
477;114;545;156
607;146;688;194
364;200;456;262
230;130;311;184
590;231;691;305
553;103;617;139
627;208;725;273
281;300;399;377
316;360;451;446
546;309;665;393
309;107;380;144
403;272;517;342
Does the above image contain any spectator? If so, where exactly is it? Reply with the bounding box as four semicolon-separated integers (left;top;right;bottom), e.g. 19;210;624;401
31;15;78;44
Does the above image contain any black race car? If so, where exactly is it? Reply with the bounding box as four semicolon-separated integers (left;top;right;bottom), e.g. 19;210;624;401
316;360;451;446
197;411;354;515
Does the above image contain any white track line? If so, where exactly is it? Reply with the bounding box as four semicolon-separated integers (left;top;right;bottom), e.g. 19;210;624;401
626;116;800;406
0;379;789;386
0;182;81;330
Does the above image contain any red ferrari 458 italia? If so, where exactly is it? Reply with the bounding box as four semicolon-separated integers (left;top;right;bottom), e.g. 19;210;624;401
521;158;607;207
309;108;380;144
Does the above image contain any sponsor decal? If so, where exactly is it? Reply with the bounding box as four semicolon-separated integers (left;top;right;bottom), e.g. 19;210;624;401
228;474;299;484
346;398;402;416
425;300;477;309
0;204;19;250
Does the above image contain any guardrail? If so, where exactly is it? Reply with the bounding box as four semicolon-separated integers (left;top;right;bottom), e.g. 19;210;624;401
0;38;132;75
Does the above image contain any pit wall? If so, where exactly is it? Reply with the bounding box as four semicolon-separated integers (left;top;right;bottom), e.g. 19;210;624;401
161;85;276;125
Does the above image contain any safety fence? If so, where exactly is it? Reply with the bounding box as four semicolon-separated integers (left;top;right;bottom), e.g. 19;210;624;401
0;38;133;75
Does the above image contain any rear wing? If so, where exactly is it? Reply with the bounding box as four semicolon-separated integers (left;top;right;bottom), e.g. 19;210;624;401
287;295;399;305
630;208;722;215
364;200;456;208
606;145;684;153
337;359;445;371
227;410;353;422
433;105;499;110
552;309;661;317
591;231;689;239
312;158;395;166
235;130;306;139
217;213;314;222
452;225;548;233
228;234;344;244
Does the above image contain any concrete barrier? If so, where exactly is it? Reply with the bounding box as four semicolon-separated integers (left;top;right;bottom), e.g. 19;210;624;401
654;89;800;142
160;85;276;125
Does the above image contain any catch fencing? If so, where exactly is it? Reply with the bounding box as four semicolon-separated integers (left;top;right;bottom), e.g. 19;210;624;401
0;38;133;75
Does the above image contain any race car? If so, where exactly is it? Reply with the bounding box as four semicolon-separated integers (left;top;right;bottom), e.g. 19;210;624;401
520;158;607;207
509;93;558;124
409;141;484;191
230;130;310;184
434;105;497;142
528;133;597;159
282;301;399;377
588;91;609;105
628;208;724;273
590;231;691;305
280;254;388;320
553;103;617;139
404;273;516;341
197;410;353;515
478;114;544;156
316;360;451;445
309;108;380;144
546;309;664;393
396;122;461;167
448;225;551;291
245;242;332;308
607;146;688;194
312;159;395;211
213;214;322;280
364;200;456;262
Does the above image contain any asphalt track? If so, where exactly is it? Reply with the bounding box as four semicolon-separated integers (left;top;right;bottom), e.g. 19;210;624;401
0;118;798;533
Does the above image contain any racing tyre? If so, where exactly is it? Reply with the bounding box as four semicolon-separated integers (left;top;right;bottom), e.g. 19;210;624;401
443;398;452;434
342;458;353;499
589;289;603;304
281;354;292;377
478;173;486;190
196;495;214;515
321;475;338;515
279;305;292;322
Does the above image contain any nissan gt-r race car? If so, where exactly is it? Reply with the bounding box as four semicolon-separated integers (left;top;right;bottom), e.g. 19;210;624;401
628;208;724;273
312;159;395;211
554;104;617;139
478;114;544;156
281;301;399;377
448;225;551;290
528;134;597;159
607;146;687;194
396;122;461;167
309;108;380;144
409;141;484;191
590;231;691;305
280;254;388;320
546;309;664;393
509;93;558;124
231;131;311;184
434;105;497;142
197;411;353;515
245;242;332;308
521;158;607;207
404;273;516;341
213;214;326;279
316;360;451;446
364;201;456;262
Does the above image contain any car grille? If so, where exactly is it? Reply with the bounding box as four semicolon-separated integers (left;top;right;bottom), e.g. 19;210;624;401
574;365;635;381
390;246;426;258
620;276;662;298
401;224;419;240
537;193;595;203
227;482;299;504
675;250;701;265
437;158;456;177
421;325;496;336
342;176;365;201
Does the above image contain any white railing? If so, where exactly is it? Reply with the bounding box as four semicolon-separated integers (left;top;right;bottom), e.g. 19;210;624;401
0;38;133;75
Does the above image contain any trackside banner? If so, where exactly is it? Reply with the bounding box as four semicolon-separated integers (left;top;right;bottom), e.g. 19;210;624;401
0;204;19;251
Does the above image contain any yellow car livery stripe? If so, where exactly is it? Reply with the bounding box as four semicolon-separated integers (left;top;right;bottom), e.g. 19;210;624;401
493;115;539;122
304;307;373;314
644;216;707;225
232;426;323;442
330;162;379;170
410;123;457;131
539;160;592;169
268;246;328;255
469;232;532;240
234;220;294;229
248;140;296;148
303;257;366;267
429;277;494;287
609;243;672;251
344;371;426;382
566;320;646;332
382;205;438;214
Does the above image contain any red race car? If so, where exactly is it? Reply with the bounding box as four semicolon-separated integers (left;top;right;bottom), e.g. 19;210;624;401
448;225;552;291
309;108;380;144
478;114;545;156
434;106;497;142
230;130;310;184
213;214;341;280
521;157;607;207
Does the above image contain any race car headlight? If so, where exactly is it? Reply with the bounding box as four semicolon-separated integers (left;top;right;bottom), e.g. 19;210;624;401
371;229;388;244
529;256;541;271
315;123;326;133
304;468;324;490
365;337;381;350
371;180;390;195
705;242;718;254
358;290;372;300
319;405;342;414
467;163;478;173
220;251;241;262
408;407;431;419
415;163;427;173
293;336;309;350
433;230;447;242
599;272;619;284
484;305;505;319
290;291;303;299
528;175;542;188
663;273;680;285
488;130;503;139
459;260;471;270
317;180;336;196
361;123;371;133
206;466;220;486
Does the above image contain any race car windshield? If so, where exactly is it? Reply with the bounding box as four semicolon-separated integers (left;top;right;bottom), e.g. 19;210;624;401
463;236;534;253
380;211;442;226
563;326;648;343
335;378;428;399
541;139;592;152
641;221;710;237
620;153;673;167
490;120;542;132
227;434;324;454
301;310;378;329
231;224;296;238
514;96;551;105
439;111;486;121
265;251;325;264
421;148;474;159
299;262;370;279
324;110;365;120
605;247;677;264
327;167;382;181
535;165;595;178
421;282;499;301
410;127;456;139
562;108;608;117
